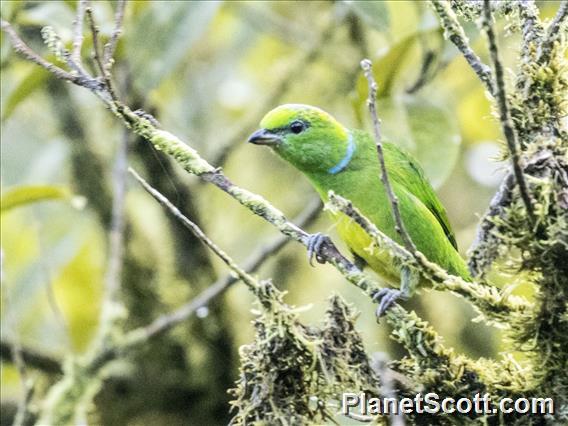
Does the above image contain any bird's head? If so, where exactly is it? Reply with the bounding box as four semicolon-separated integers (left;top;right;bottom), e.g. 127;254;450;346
247;104;352;174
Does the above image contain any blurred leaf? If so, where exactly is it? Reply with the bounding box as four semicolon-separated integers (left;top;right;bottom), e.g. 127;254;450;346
0;0;23;21
355;32;418;105
53;237;103;351
405;99;461;188
343;0;389;32
2;67;50;121
1;185;82;213
126;1;221;92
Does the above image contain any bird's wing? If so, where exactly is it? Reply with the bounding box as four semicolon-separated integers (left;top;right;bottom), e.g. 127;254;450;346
383;142;458;250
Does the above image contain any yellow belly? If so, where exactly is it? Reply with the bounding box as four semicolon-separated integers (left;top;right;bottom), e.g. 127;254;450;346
333;211;401;287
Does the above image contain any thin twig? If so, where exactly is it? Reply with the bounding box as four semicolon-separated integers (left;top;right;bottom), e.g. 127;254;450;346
71;0;88;64
129;167;260;295
429;1;496;96
86;7;119;102
1;20;86;86
467;171;515;278
103;0;127;68
405;49;436;94
481;0;535;226
140;198;321;339
371;353;406;426
0;339;63;375
360;59;417;253
1;19;103;92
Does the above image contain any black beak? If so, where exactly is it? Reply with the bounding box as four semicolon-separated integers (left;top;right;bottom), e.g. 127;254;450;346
247;129;282;146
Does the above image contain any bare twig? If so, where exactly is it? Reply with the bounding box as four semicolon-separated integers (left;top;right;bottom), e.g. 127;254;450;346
1;19;98;90
0;339;63;375
481;0;535;226
103;0;127;68
429;1;496;96
129;167;261;295
71;0;88;64
538;0;568;64
1;19;104;93
86;7;119;102
360;59;418;254
371;353;406;426
1;288;35;426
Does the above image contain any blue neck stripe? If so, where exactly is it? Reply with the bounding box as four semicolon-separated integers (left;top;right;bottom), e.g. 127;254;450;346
327;133;355;175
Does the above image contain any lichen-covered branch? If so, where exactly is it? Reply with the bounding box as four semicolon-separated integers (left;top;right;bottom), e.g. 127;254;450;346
481;0;536;225
538;0;568;64
429;1;496;96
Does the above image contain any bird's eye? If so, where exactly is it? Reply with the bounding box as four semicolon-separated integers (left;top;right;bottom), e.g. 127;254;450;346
290;121;305;134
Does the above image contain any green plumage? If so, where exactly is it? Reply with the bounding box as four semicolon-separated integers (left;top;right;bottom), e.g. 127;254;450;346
249;104;470;291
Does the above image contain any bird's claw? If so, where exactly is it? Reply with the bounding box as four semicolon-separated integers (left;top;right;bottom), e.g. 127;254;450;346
306;232;330;266
373;288;405;320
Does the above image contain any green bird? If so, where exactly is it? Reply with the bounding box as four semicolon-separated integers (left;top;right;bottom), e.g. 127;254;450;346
248;104;470;315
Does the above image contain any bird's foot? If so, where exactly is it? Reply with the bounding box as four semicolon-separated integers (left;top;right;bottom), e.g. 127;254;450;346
306;232;331;266
373;288;407;319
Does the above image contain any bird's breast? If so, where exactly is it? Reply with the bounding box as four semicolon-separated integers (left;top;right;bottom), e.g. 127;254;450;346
331;210;401;287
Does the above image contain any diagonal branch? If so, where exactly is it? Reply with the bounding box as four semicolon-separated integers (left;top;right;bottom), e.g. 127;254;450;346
0;19;103;92
128;175;321;340
429;0;496;96
481;0;536;226
1;20;84;85
128;168;261;296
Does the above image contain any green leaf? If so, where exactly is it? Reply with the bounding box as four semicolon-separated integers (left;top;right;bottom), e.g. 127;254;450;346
344;0;389;32
355;32;418;108
2;67;50;121
405;99;461;188
126;1;221;92
1;185;84;213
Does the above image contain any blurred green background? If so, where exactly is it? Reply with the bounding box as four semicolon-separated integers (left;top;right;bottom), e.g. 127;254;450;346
0;1;560;424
